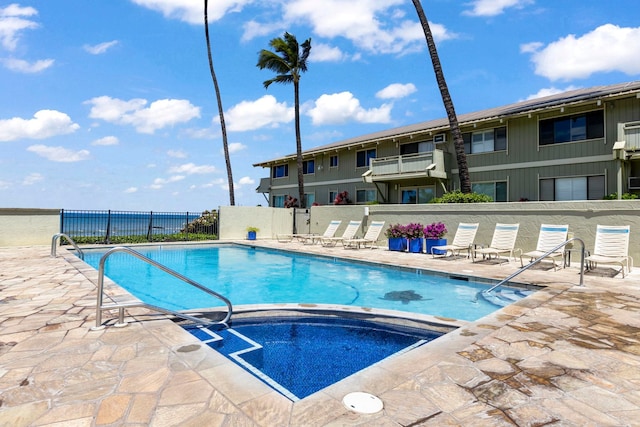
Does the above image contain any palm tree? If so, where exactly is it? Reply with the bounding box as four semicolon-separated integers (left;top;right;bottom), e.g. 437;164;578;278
204;0;235;205
411;0;471;193
257;32;312;208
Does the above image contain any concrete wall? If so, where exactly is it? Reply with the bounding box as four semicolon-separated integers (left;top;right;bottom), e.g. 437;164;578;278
223;201;640;262
0;208;60;246
218;206;293;240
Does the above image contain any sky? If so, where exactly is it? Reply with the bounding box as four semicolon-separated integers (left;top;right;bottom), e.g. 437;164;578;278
1;0;640;212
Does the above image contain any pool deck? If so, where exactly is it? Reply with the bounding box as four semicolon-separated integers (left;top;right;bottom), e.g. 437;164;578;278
1;241;640;426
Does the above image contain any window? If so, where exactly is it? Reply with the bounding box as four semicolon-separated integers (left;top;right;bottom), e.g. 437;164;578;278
272;164;288;178
356;148;376;168
329;191;337;204
539;176;605;201
400;141;433;155
302;160;314;175
273;195;285;207
400;187;435;204
472;182;507;202
356;189;376;204
463;127;507;154
539;111;604;145
330;155;338;168
304;193;315;206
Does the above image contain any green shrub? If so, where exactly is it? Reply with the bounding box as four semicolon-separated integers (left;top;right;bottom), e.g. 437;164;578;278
603;192;638;200
430;190;492;203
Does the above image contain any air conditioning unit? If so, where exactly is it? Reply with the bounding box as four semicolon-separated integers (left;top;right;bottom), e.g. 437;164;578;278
628;177;640;189
432;134;447;143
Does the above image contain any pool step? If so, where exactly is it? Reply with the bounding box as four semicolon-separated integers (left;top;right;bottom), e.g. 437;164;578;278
481;289;533;307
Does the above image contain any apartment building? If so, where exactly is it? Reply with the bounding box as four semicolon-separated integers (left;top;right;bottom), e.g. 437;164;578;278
254;80;640;206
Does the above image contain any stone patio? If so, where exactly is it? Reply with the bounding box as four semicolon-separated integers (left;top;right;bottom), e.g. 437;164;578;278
1;241;639;426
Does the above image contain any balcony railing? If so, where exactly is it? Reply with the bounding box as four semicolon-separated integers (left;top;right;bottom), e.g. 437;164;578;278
363;150;447;182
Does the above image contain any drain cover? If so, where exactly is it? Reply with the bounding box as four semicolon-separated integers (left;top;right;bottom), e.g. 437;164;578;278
342;392;384;414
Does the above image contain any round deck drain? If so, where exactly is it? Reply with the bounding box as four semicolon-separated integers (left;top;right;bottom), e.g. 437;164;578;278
342;392;383;414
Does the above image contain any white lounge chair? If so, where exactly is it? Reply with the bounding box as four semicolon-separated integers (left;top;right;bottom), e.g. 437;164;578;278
585;225;633;277
276;220;341;243
520;224;568;270
430;222;479;258
474;223;520;264
343;221;386;249
320;220;361;247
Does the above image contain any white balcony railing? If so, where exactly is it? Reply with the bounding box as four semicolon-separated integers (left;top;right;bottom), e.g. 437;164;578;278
364;150;447;182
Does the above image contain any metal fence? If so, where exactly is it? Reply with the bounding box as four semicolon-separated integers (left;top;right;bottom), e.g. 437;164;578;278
59;209;218;244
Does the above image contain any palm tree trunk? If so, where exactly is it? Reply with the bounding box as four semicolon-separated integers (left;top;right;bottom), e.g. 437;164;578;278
411;0;471;193
204;0;235;205
294;80;305;207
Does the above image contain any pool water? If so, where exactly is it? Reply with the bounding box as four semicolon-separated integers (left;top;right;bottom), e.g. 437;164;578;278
83;244;533;321
185;316;444;400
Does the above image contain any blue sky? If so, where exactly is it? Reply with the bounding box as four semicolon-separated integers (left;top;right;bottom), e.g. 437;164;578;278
1;0;640;212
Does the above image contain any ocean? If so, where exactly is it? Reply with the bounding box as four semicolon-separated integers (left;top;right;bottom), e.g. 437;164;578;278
60;210;205;239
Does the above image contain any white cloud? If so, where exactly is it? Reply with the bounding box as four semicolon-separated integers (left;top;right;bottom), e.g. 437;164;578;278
22;172;43;185
86;96;200;134
225;95;293;131
27;145;90;162
0;3;38;51
376;83;417;99
92;136;119;146
124;187;138;193
168;163;216;174
1;58;54;73
227;142;246;154
150;175;185;189
234;176;255;189
524;85;580;100
310;43;346;62
463;0;534;17
527;24;640;81
131;0;253;24
167;149;187;158
0;179;10;190
0;110;80;142
243;0;455;55
83;40;119;55
307;92;392;125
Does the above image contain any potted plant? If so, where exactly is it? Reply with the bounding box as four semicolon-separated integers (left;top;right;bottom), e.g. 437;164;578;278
246;226;259;240
424;222;447;255
404;222;424;253
384;224;407;251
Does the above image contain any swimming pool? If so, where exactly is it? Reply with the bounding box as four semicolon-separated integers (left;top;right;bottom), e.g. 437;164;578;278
82;244;533;321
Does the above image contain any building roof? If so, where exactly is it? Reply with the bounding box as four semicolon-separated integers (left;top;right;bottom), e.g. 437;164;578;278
253;80;640;167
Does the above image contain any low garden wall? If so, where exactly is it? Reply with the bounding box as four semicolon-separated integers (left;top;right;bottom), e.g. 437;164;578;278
0;208;60;246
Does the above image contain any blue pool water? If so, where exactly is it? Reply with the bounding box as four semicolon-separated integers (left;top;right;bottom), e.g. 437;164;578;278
185;316;444;400
82;244;532;321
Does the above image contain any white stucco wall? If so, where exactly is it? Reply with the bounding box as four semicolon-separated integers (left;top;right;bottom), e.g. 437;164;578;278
0;208;60;246
218;206;293;240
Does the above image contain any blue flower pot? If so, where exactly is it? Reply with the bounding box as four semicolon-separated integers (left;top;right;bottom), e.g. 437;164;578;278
426;238;447;255
247;231;257;240
407;238;423;253
388;237;407;251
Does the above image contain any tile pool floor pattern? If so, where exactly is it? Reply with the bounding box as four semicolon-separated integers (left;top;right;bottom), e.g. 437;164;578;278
1;241;640;426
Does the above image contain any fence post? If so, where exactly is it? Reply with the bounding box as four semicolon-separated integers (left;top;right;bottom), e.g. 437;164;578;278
147;211;153;242
105;210;111;244
60;209;65;235
185;212;189;241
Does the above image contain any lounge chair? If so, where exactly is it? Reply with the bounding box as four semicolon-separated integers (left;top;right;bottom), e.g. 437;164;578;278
343;221;386;249
474;223;519;264
320;220;361;247
585;225;633;277
430;223;479;258
520;224;568;270
276;220;341;243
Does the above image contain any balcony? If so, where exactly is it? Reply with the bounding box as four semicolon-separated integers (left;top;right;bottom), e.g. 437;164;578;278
362;149;448;183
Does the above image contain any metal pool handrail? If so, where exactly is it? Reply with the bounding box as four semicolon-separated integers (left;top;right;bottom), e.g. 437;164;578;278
93;246;232;330
51;233;84;260
484;237;586;296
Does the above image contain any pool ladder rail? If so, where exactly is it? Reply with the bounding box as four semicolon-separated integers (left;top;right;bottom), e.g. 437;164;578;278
478;237;586;303
51;240;233;331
